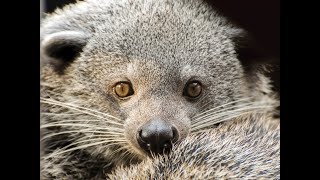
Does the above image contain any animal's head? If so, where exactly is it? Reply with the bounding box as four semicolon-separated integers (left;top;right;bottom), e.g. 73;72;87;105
41;0;272;160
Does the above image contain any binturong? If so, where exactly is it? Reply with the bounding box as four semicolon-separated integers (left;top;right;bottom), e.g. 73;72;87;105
40;0;279;179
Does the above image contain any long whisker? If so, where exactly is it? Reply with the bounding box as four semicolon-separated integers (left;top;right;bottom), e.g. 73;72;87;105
191;110;264;133
41;97;121;121
109;145;130;157
45;140;127;160
41;98;122;124
194;104;270;124
192;101;260;124
42;119;123;127
192;105;271;128
119;147;131;158
119;146;140;164
192;97;253;119
42;119;113;123
41;102;123;127
40;123;125;132
194;91;211;107
53;138;127;153
191;106;268;132
198;96;253;111
128;151;139;164
84;134;126;139
41;112;84;116
40;130;124;141
192;111;247;131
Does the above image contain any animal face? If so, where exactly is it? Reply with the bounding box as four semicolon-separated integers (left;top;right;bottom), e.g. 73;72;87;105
41;0;260;161
75;37;245;156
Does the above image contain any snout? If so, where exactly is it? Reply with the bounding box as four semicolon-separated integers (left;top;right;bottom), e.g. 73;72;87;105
137;119;179;155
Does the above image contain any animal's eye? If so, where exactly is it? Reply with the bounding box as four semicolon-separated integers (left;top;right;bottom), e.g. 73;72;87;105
114;82;134;98
183;81;202;98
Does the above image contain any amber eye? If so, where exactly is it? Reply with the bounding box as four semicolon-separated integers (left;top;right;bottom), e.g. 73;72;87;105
183;81;202;98
114;82;134;98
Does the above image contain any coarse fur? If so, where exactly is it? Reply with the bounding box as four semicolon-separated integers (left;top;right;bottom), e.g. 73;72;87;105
108;113;280;179
40;0;279;179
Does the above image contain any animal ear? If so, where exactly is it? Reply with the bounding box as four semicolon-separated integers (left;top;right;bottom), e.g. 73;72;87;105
233;34;271;69
233;32;280;98
40;31;90;73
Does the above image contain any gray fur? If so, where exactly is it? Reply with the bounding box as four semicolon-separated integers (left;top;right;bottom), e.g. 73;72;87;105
40;0;279;179
108;113;280;179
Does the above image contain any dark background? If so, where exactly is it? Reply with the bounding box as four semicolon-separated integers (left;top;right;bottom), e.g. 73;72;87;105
42;0;280;94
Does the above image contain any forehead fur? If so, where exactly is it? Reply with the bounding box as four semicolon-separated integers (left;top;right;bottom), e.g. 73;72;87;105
81;0;243;60
41;0;245;65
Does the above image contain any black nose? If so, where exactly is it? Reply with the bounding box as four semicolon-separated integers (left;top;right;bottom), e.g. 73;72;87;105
137;119;179;155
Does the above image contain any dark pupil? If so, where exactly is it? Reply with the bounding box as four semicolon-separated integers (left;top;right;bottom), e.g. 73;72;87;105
116;83;129;97
189;83;200;96
120;85;125;92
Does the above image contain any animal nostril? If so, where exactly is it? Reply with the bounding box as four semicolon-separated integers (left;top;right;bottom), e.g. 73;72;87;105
171;126;179;143
138;129;144;142
136;119;178;155
163;140;173;149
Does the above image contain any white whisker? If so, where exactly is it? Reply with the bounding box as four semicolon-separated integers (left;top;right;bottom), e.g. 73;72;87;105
191;111;264;132
41;98;123;126
198;97;248;110
193;97;253;119
192;101;259;124
50;138;126;153
42;119;123;127
119;146;137;163
40;130;124;141
194;92;211;107
40;123;125;132
109;145;129;157
41;112;84;116
41;97;122;121
192;105;270;128
45;140;127;160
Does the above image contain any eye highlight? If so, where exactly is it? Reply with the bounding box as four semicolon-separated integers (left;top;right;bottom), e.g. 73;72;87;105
114;82;134;98
183;81;202;99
